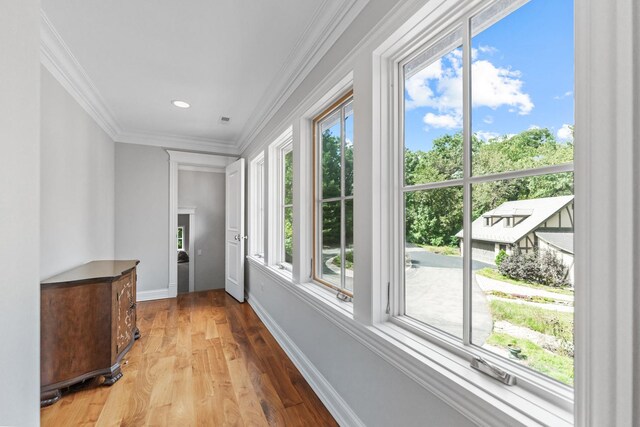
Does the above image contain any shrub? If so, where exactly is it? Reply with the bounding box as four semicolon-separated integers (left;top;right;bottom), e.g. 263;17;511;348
495;249;508;266
498;248;569;287
538;250;570;287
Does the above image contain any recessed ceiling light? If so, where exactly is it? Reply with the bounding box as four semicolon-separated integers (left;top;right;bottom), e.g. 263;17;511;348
171;100;190;109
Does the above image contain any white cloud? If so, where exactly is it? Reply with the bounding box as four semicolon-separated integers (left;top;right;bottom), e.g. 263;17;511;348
483;115;494;124
423;112;462;129
471;60;533;115
405;47;534;119
474;131;501;141
528;124;541;130
554;91;573;100
478;45;498;55
557;124;574;141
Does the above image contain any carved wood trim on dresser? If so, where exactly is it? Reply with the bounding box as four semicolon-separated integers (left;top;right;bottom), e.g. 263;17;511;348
40;260;140;407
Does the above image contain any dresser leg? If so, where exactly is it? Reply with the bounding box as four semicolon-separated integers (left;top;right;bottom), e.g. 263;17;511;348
134;327;141;340
41;389;61;407
103;365;123;386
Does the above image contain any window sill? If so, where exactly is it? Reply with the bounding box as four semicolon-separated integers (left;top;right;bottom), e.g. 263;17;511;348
245;258;570;426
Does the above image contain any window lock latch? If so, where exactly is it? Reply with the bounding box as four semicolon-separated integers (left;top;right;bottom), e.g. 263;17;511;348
470;356;516;386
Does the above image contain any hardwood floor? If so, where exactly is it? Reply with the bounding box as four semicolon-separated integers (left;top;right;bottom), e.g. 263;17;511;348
40;290;337;427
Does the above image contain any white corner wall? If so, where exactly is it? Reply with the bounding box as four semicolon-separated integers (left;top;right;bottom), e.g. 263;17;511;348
40;67;116;280
0;0;41;424
115;143;169;295
178;170;226;291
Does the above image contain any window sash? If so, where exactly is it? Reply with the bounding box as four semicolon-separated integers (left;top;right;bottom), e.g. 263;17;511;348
393;0;575;388
250;156;265;258
313;92;354;295
279;145;293;266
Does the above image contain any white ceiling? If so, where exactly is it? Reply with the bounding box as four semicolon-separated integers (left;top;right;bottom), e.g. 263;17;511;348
40;0;367;154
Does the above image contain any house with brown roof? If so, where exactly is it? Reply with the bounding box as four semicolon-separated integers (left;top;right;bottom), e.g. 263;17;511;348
456;195;575;282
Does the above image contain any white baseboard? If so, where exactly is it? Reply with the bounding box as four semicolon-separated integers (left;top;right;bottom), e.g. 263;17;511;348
136;288;172;301
248;295;365;427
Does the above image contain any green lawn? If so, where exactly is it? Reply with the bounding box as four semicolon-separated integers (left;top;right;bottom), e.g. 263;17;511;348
477;267;574;296
486;332;574;386
486;290;572;306
489;299;573;342
419;244;460;256
332;249;354;269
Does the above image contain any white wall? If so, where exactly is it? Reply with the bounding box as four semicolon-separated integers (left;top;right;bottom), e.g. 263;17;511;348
178;170;226;291
115;143;169;293
0;0;41;424
40;67;115;279
247;266;473;427
239;0;477;425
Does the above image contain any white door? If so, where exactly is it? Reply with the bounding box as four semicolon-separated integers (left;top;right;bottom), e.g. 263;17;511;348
225;158;245;302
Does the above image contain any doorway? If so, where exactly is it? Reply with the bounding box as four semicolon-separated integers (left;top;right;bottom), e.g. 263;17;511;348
177;209;195;293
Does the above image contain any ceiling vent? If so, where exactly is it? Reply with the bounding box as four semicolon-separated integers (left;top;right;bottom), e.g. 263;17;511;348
220;116;231;124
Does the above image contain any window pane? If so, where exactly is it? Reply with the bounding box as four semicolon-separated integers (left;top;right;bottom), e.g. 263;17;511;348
319;201;341;288
403;30;463;185
321;111;341;199
404;186;463;339
344;199;354;292
344;102;354;197
470;172;574;386
284;150;293;205
177;228;183;239
471;0;574;176
284;206;293;264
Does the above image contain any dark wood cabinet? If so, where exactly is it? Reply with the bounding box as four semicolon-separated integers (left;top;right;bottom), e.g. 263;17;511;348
40;260;140;406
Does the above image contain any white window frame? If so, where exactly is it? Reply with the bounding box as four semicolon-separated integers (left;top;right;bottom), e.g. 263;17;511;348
249;152;265;260
177;226;184;251
373;0;575;422
268;127;294;271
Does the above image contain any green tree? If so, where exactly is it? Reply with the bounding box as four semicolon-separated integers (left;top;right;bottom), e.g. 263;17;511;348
405;128;574;247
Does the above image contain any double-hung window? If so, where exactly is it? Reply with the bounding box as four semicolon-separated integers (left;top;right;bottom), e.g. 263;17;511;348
313;92;354;296
395;0;575;389
269;128;293;270
249;153;265;259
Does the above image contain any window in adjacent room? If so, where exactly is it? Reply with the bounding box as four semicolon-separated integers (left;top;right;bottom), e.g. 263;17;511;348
177;226;184;251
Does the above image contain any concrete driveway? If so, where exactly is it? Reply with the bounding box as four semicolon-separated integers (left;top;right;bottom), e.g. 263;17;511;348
405;247;494;344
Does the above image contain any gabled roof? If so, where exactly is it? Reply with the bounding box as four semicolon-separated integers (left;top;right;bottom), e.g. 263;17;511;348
456;195;574;244
536;231;574;254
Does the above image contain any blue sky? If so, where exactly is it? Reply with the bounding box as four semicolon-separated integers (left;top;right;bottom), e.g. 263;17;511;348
404;0;574;152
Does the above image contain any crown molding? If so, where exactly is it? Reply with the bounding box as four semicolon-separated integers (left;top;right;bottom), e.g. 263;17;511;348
40;10;121;140
237;0;369;153
40;2;370;156
116;131;239;155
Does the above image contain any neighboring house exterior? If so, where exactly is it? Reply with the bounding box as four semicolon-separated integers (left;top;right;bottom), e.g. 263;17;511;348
456;195;574;283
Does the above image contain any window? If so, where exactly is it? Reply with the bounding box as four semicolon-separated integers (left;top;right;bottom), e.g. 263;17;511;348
282;147;294;265
269;127;293;269
249;154;265;258
313;92;354;295
177;226;184;250
398;0;574;388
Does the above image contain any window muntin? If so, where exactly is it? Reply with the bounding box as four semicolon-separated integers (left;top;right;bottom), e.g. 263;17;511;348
399;0;574;386
314;93;354;295
177;226;184;251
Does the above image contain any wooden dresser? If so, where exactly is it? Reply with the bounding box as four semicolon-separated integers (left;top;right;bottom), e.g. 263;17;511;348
40;260;140;406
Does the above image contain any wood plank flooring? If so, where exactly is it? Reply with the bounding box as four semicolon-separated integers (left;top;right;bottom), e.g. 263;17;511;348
40;290;337;427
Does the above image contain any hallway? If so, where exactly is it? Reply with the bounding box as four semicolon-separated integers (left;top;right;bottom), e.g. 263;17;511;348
40;290;336;426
